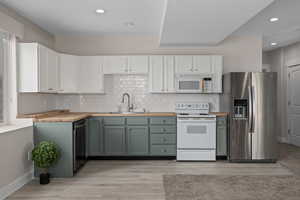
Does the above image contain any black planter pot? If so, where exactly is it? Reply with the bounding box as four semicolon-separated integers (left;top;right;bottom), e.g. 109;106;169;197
40;173;50;185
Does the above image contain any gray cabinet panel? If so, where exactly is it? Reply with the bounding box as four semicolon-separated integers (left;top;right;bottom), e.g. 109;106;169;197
216;116;227;156
151;134;176;145
127;126;149;155
34;122;73;177
150;126;176;134
103;117;125;125
150;145;176;156
104;126;126;155
88;118;104;156
150;117;176;125
126;117;148;125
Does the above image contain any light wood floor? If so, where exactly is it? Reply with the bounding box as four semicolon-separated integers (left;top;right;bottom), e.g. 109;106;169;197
8;144;300;200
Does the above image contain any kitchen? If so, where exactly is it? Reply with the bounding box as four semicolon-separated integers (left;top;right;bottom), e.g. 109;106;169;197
0;0;300;199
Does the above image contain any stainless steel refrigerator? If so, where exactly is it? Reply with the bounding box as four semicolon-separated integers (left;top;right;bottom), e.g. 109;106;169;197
221;72;278;162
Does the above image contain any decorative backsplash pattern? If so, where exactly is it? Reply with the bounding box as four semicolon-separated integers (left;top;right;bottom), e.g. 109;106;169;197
56;75;220;113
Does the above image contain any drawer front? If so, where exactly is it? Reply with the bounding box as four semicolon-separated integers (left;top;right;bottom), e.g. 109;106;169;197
150;117;176;125
126;117;148;125
150;145;176;156
151;134;176;145
103;117;125;125
150;126;176;134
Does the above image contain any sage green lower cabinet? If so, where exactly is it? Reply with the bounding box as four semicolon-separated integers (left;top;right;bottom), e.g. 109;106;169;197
127;126;149;155
104;126;126;155
88;117;104;156
34;122;74;177
216;116;228;157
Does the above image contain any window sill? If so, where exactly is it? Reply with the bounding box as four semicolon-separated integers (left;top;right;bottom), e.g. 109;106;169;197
0;119;33;135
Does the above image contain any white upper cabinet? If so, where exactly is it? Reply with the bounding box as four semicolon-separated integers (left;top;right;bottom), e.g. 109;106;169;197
103;56;148;74
211;55;223;93
175;56;193;74
193;55;211;74
149;56;175;93
127;56;148;74
59;54;80;93
175;55;212;74
103;56;127;74
18;43;59;93
78;56;104;94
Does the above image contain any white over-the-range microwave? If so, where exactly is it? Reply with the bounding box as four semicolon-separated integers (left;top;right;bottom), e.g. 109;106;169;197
175;74;214;93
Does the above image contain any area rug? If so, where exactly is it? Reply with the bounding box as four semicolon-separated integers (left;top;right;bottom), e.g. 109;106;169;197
163;175;300;200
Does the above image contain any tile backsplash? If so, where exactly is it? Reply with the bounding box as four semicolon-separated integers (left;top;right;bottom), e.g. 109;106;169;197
55;75;220;113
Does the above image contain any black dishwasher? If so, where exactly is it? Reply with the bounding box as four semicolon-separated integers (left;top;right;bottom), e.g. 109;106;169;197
73;120;87;173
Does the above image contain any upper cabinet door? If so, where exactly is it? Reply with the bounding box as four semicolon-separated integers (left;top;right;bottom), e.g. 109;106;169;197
38;45;48;92
127;56;148;74
211;55;223;93
47;49;59;92
103;56;128;74
175;56;193;74
164;56;175;92
193;56;211;74
59;54;79;93
79;56;104;94
149;56;164;93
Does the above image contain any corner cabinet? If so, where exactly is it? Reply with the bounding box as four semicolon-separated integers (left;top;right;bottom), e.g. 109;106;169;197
18;43;59;93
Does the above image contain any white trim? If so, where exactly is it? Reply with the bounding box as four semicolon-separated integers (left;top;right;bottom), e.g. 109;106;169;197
285;58;300;67
0;168;33;200
277;136;289;144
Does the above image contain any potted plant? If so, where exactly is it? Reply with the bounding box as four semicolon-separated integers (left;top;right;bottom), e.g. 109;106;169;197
32;141;60;184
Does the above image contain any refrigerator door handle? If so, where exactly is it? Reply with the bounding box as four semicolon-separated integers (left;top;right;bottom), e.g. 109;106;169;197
248;86;254;133
251;85;255;133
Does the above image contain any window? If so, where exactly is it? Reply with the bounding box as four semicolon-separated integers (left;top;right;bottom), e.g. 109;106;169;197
0;31;9;124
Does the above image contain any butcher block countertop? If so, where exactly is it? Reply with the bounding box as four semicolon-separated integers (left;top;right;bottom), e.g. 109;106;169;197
18;110;228;122
18;110;177;122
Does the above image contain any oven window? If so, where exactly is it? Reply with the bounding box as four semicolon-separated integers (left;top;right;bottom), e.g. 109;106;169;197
187;125;207;134
179;81;200;90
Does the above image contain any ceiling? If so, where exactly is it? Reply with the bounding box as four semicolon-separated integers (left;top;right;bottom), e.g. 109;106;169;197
159;0;274;46
233;0;300;51
1;0;299;50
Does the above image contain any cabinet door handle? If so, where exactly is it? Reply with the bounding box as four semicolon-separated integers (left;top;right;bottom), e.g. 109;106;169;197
48;88;53;90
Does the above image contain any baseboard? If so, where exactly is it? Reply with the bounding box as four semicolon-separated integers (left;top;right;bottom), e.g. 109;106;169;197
0;168;33;200
277;136;289;144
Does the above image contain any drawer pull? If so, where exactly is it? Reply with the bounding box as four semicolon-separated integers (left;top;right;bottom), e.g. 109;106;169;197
163;120;166;123
161;149;167;153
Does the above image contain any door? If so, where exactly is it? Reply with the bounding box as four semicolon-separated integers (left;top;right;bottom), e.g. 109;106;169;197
177;118;216;149
251;73;277;160
288;66;300;147
47;49;58;92
103;56;128;74
128;56;148;74
175;56;193;73
104;126;126;155
79;56;104;93
193;56;211;74
38;45;48;92
164;56;175;92
229;73;252;160
88;118;104;156
149;56;164;92
59;54;79;93
127;126;149;155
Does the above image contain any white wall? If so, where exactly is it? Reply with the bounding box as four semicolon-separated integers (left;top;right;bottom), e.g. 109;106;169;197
0;127;33;199
264;41;300;143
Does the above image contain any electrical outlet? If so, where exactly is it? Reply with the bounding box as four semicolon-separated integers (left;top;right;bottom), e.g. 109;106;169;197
28;151;32;161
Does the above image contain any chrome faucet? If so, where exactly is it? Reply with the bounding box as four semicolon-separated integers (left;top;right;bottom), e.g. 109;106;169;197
121;93;134;112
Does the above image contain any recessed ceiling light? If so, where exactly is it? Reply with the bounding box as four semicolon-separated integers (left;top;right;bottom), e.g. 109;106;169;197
270;17;279;22
95;9;105;14
124;22;135;27
271;42;277;46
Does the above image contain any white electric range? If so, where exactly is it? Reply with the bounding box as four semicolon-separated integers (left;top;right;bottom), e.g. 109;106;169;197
176;102;216;161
